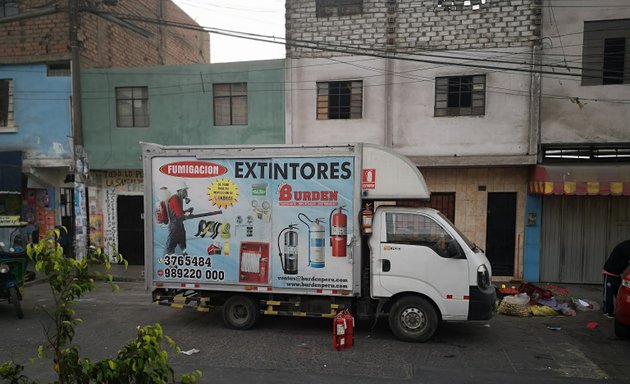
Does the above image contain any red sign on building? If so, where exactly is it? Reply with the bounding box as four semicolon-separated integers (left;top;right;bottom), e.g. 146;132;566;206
362;169;375;189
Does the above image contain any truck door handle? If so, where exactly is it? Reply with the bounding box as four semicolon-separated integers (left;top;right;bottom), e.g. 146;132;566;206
382;259;391;272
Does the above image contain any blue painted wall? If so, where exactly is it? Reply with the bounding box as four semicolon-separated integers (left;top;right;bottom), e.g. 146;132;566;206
82;60;285;169
0;64;72;159
523;194;542;282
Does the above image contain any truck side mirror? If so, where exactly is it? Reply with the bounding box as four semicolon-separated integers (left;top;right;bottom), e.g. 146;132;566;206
446;240;462;259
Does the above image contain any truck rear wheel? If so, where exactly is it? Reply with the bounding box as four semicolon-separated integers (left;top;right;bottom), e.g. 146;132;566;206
222;295;259;330
388;296;437;342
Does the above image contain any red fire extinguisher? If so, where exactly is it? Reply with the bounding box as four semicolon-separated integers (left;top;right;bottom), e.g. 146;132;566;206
333;310;354;351
329;206;347;257
362;203;373;235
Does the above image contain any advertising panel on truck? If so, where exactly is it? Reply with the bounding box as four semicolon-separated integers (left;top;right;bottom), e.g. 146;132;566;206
150;155;355;292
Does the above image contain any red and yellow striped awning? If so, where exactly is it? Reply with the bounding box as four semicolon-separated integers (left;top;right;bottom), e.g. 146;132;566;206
529;165;630;196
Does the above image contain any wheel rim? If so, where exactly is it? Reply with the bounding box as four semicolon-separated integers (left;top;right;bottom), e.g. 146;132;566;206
400;307;425;331
230;304;250;325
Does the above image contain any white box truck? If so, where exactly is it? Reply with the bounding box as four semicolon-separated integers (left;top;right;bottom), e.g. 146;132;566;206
142;142;495;342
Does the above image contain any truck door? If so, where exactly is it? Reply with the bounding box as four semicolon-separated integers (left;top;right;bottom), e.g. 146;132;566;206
371;210;469;319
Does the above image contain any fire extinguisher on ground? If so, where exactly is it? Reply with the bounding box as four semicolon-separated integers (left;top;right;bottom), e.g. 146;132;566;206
329;206;347;257
333;309;354;351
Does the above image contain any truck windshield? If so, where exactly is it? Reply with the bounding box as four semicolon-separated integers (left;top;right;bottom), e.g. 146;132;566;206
436;212;481;253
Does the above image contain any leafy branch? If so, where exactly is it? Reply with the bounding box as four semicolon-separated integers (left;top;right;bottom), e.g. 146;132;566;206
0;229;201;384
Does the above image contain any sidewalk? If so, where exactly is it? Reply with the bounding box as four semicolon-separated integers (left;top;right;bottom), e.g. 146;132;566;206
25;263;146;286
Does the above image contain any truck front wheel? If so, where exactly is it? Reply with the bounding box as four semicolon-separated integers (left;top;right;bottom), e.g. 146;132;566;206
222;295;259;330
388;296;438;342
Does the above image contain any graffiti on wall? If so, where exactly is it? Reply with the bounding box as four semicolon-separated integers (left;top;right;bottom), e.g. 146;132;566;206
104;188;117;253
104;170;144;192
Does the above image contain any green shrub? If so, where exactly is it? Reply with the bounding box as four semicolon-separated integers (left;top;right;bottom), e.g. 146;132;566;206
0;229;201;384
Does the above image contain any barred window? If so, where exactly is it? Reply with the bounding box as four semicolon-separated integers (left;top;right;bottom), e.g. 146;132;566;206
317;81;362;120
582;19;630;85
0;0;18;17
316;0;362;18
0;79;15;131
116;87;149;128
213;83;248;126
435;75;485;117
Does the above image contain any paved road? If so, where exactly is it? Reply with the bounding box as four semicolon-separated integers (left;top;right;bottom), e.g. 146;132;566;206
0;280;628;384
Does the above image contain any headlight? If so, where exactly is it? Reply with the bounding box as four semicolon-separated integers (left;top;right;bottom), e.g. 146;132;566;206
477;264;490;289
0;264;10;274
622;278;630;289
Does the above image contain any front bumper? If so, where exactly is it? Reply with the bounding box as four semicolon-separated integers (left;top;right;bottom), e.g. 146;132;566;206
468;285;496;320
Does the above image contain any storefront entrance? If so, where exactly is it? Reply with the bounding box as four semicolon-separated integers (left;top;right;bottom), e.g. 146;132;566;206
117;195;144;265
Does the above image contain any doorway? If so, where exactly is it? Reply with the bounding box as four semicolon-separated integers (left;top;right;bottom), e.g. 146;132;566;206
117;195;144;265
486;192;517;276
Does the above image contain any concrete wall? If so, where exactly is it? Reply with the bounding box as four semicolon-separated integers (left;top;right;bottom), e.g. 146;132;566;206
540;0;630;144
81;59;286;169
0;63;72;162
286;54;535;162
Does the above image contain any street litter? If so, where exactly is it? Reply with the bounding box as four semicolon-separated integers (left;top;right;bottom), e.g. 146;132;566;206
179;349;200;355
497;293;530;316
574;298;599;312
586;322;599;329
496;282;584;318
546;326;562;331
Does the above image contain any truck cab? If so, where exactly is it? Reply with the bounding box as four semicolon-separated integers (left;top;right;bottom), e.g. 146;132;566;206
368;205;495;342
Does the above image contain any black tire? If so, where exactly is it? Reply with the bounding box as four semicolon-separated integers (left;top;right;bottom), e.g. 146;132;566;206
388;296;438;342
222;295;259;330
614;318;630;339
10;287;23;319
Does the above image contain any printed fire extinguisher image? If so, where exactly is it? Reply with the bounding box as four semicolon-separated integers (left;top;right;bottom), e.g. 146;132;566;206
298;213;326;268
329;206;347;257
333;310;355;351
239;242;270;284
277;224;299;275
362;202;373;235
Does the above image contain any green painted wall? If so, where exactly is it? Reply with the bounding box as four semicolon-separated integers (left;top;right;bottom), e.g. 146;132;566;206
82;60;285;169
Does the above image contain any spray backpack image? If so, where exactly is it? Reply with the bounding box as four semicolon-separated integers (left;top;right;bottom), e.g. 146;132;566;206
155;201;169;224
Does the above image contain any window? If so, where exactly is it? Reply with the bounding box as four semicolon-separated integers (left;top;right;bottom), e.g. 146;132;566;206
316;0;362;18
435;75;485;117
47;62;71;77
0;79;15;132
0;0;18;17
385;212;455;257
603;38;625;84
436;0;488;11
317;81;362;120
582;19;630;85
116;87;149;128
213;83;248;126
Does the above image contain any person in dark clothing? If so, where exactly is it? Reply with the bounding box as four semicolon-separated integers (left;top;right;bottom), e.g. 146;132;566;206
602;239;630;318
165;184;193;255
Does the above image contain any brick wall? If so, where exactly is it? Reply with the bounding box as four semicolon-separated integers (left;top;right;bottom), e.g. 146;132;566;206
286;0;541;58
0;0;68;59
0;0;209;66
